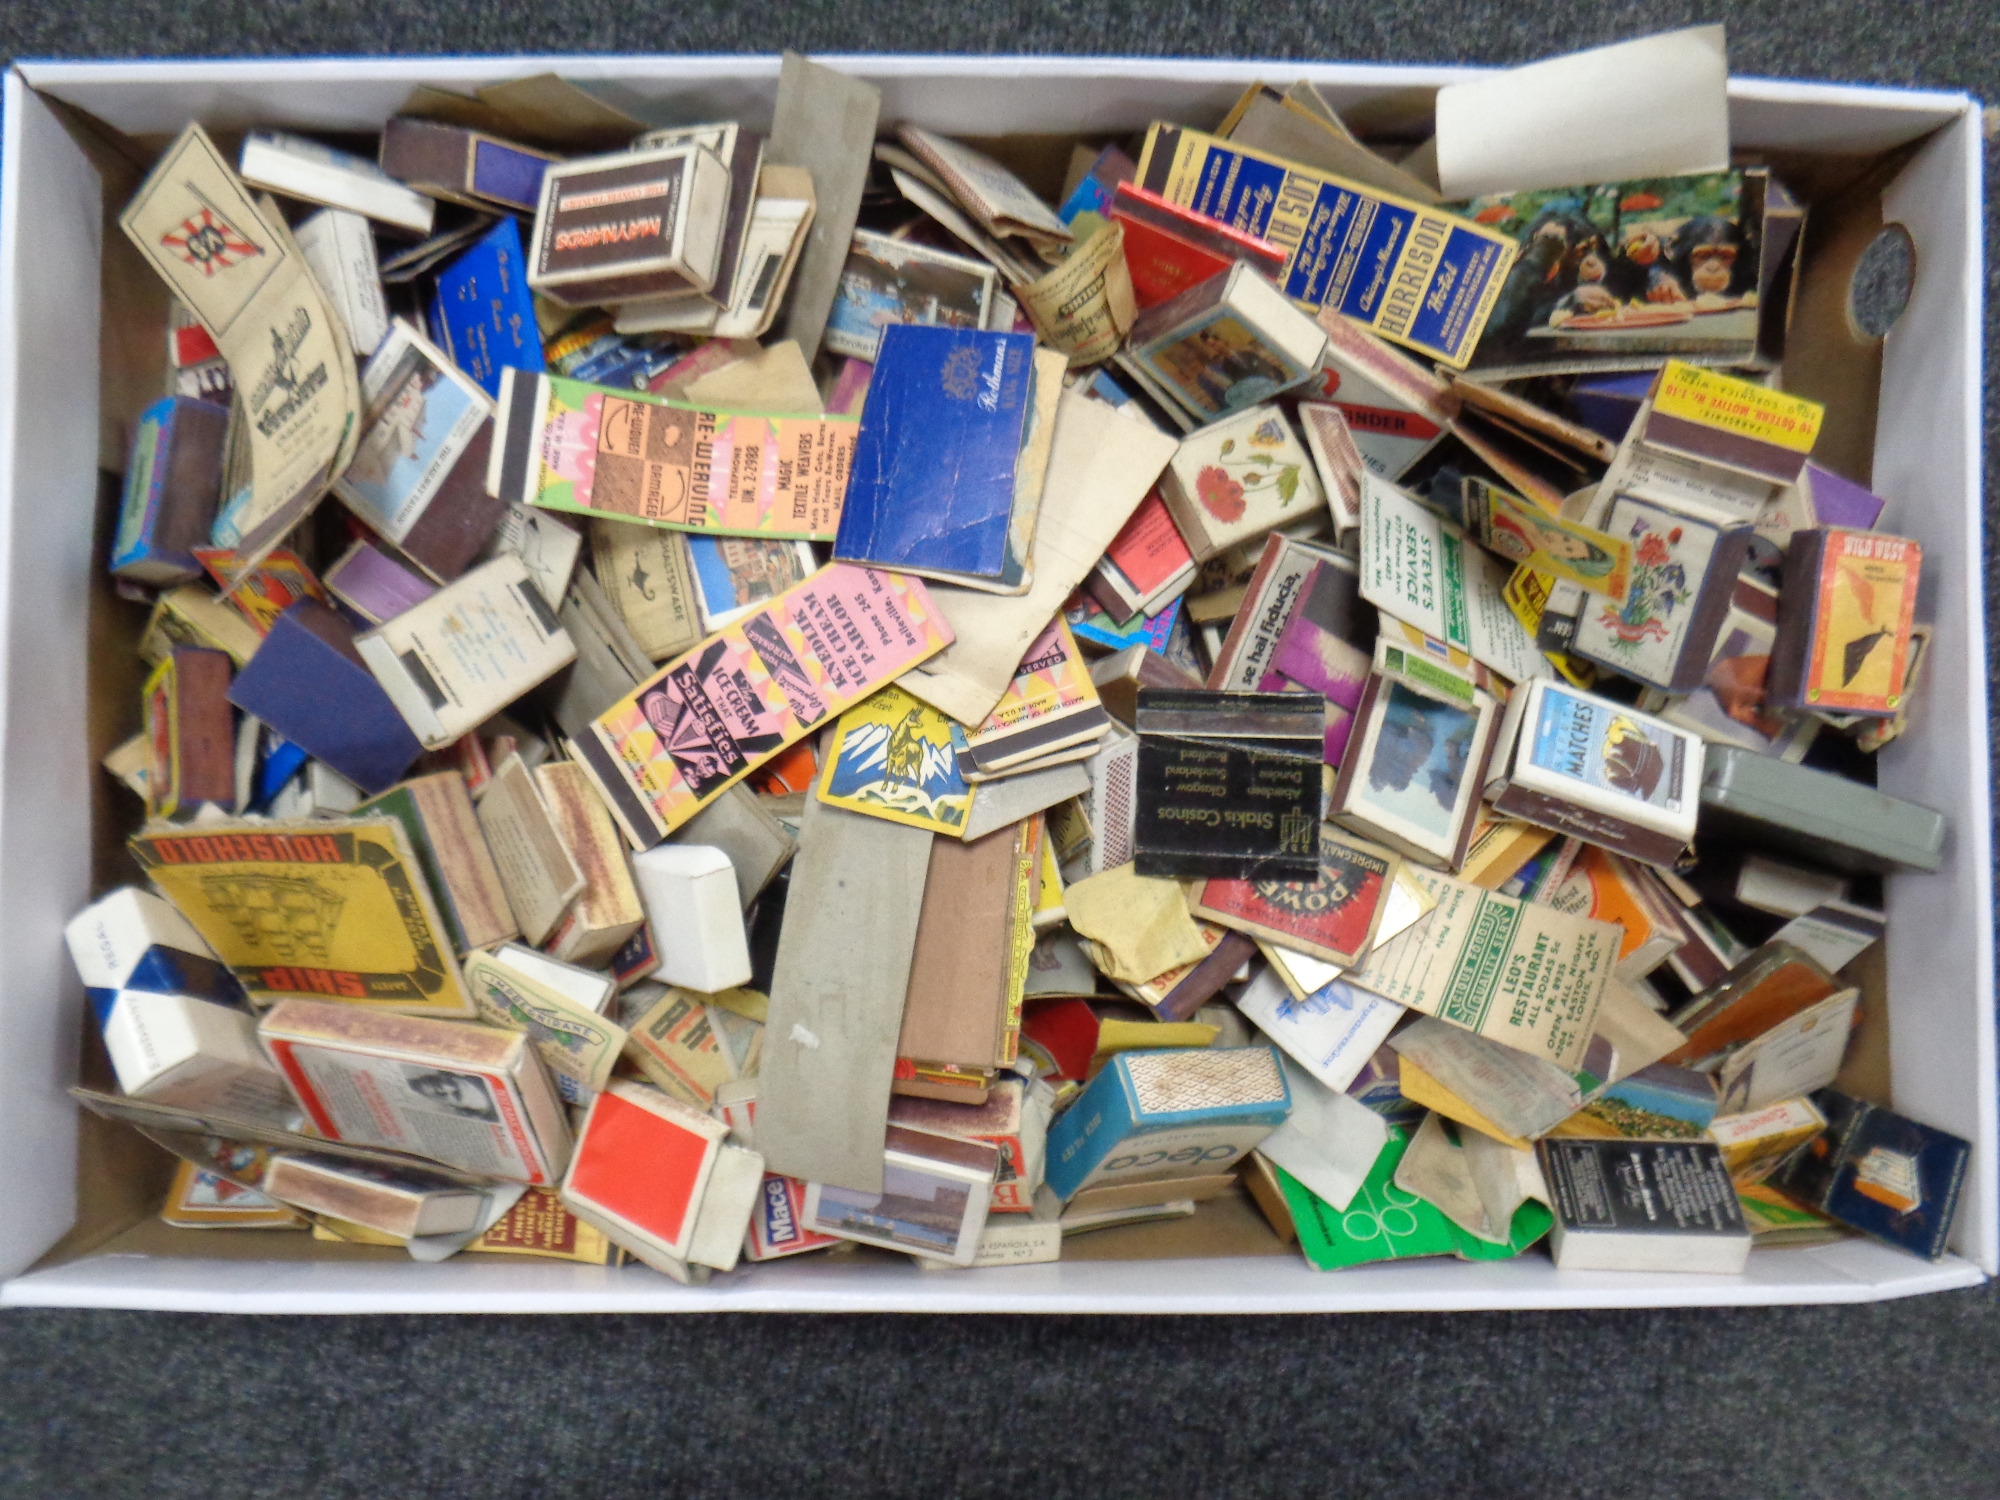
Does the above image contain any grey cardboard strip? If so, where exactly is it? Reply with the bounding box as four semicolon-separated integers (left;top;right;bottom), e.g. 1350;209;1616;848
755;795;932;1193
768;53;882;363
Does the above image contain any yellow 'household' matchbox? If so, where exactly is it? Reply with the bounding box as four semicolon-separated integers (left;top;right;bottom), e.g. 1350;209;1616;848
129;818;474;1016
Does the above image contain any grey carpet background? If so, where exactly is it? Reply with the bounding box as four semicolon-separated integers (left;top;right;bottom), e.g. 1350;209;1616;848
3;5;1997;1497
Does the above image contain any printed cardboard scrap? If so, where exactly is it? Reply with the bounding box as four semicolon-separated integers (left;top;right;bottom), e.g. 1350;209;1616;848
1346;868;1618;1070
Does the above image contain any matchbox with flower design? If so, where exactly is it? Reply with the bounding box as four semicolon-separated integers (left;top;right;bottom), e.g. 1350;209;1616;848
1157;405;1326;564
1570;495;1754;692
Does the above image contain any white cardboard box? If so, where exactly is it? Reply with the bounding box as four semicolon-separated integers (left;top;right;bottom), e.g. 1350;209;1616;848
0;55;1987;1312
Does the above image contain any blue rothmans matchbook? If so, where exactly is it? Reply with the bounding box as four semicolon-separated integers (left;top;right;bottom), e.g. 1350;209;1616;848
834;324;1042;592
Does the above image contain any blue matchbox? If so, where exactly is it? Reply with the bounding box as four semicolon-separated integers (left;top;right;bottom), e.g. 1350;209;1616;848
1045;1045;1292;1202
834;325;1039;587
430;218;546;399
227;601;422;795
109;396;229;585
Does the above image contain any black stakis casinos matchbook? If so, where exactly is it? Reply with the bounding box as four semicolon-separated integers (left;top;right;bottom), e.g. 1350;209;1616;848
1132;689;1323;880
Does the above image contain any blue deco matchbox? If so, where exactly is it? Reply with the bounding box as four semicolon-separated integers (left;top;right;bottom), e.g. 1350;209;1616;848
1045;1045;1292;1202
